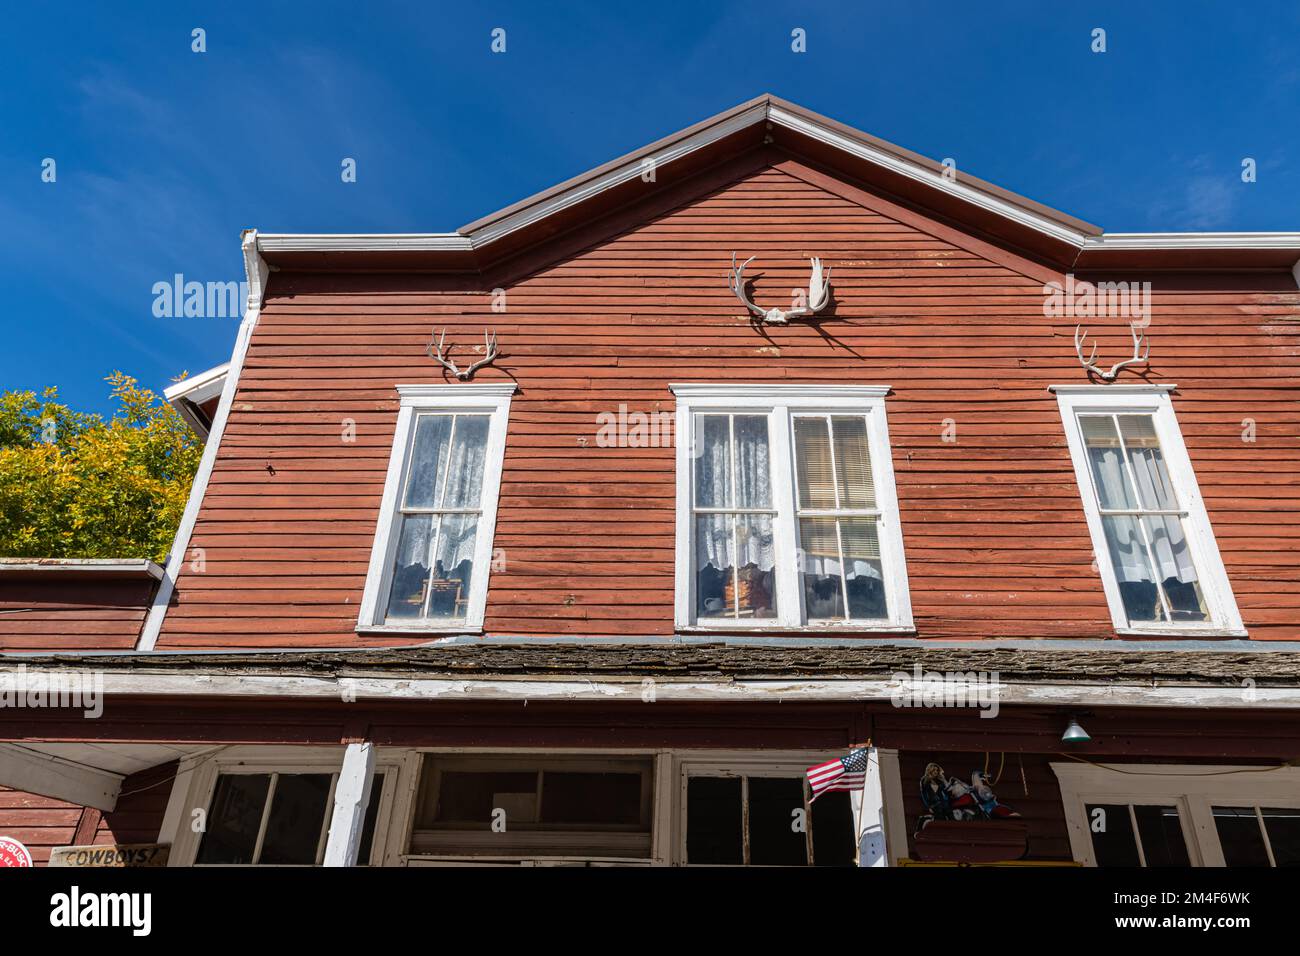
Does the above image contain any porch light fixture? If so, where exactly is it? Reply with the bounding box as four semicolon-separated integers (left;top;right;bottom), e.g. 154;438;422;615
1061;715;1091;744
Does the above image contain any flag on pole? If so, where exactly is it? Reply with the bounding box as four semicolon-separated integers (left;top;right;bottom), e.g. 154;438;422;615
806;748;871;802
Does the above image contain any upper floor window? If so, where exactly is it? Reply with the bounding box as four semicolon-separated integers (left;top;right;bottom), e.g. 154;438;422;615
671;384;913;631
1054;385;1243;636
357;384;514;633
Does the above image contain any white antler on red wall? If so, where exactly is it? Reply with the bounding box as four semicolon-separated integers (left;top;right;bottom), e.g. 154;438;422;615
428;328;500;380
729;254;832;324
1074;322;1150;381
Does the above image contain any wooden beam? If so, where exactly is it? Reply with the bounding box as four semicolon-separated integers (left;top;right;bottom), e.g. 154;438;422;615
322;742;375;867
0;744;121;811
856;748;888;867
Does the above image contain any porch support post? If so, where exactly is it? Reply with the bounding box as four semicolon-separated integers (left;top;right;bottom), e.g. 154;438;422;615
857;747;888;867
323;741;375;867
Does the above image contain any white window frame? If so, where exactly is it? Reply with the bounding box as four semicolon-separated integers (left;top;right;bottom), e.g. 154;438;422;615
1052;762;1300;867
356;383;515;635
164;746;407;867
1052;384;1244;637
671;384;913;632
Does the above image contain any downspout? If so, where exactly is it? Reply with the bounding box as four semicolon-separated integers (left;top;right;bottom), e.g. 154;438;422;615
137;230;270;650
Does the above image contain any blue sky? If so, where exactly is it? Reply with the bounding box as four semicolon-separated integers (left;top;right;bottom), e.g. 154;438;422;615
3;1;1298;414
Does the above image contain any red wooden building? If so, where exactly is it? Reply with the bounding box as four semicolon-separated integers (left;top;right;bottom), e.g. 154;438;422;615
2;95;1299;868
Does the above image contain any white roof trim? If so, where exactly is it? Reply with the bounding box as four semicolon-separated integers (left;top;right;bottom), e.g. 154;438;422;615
0;670;1296;709
1085;232;1300;251
248;100;1300;261
163;362;229;406
0;559;163;579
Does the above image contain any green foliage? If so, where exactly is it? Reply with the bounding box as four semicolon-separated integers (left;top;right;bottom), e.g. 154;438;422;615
0;373;203;561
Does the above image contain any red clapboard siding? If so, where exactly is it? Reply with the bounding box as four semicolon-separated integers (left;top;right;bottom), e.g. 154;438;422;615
0;578;154;652
156;157;1300;649
0;762;174;866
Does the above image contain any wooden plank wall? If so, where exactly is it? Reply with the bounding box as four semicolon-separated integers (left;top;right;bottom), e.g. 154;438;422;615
0;762;172;865
0;578;154;652
158;153;1300;648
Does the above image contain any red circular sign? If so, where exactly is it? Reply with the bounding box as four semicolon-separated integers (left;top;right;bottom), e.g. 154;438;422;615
0;837;32;867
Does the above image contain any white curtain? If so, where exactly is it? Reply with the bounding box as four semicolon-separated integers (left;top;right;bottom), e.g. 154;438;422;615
1089;445;1196;585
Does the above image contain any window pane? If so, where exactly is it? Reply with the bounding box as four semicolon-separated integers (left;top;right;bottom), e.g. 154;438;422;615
196;774;271;865
735;513;777;619
831;416;875;508
800;517;845;620
385;514;434;620
841;518;887;619
794;417;836;509
733;415;771;509
259;774;333;865
694;415;732;508
1081;415;1139;510
432;771;537;827
1142;516;1206;622
748;777;808;866
696;514;733;619
1101;515;1162;622
1262;808;1300;867
428;514;477;619
1085;803;1141;867
402;414;453;509
1118;415;1177;511
441;415;489;509
540;772;644;827
686;777;743;864
1133;804;1190;866
811;790;857;866
356;775;384;866
1213;806;1271;866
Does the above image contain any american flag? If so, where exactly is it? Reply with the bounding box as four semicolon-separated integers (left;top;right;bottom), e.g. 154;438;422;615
806;748;871;802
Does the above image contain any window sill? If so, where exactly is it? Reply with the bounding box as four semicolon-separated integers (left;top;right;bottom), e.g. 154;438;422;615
355;624;483;638
1113;626;1248;639
676;624;916;636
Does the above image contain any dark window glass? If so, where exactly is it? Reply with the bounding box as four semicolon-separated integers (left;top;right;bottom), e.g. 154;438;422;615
1086;803;1141;867
1213;806;1271;867
541;772;642;826
686;777;743;864
356;774;385;865
1133;804;1190;867
434;771;536;827
1262;808;1300;867
748;777;808;866
196;774;271;865
811;790;857;866
259;774;332;865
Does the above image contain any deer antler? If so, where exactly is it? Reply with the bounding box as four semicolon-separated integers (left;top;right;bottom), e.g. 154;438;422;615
729;253;832;325
428;328;500;380
1074;322;1150;381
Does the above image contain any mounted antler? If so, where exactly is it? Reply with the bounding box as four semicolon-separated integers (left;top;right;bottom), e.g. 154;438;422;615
428;328;500;380
729;253;832;324
1074;321;1150;381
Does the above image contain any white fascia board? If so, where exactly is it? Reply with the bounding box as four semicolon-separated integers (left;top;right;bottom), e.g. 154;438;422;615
9;670;1299;710
163;363;229;406
1086;232;1300;251
256;233;473;253
137;231;271;651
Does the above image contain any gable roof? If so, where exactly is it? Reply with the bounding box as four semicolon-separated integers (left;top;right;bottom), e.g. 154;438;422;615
251;94;1300;278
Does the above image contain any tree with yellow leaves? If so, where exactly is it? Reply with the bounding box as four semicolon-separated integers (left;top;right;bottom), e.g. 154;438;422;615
0;373;202;562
